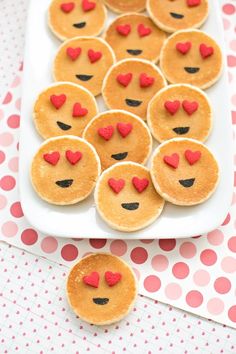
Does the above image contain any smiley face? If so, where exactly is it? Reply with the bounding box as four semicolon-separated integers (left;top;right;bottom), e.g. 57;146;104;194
151;138;219;206
160;30;223;89
104;0;146;13
147;84;212;143
102;59;166;120
95;162;165;231
83;110;152;170
53;37;115;96
104;13;166;62
147;0;209;33
48;0;107;40
31;136;101;205
67;253;137;325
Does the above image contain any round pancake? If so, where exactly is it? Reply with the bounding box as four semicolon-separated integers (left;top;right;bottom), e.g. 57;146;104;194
104;0;146;13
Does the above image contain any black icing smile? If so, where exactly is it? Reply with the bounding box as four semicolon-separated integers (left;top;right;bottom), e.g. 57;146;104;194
111;152;128;160
126;49;143;56
170;12;184;19
56;179;74;188
93;298;109;305
125;99;142;107
173;127;190;135
57;121;72;131
121;202;139;210
184;67;200;74
76;74;93;81
179;178;195;188
73;22;86;29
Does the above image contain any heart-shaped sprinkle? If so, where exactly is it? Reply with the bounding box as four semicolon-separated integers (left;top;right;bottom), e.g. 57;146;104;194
199;43;214;59
116;24;131;36
117;73;133;87
43;152;60;166
176;42;192;55
98;125;114;141
83;272;99;288
66;47;81;61
66;150;83;165
88;49;102;63
138;24;152;37
50;94;67;109
187;0;201;7
108;178;125;194
117;123;133;138
73;103;88;117
185;150;201;165
82;0;96;12
163;153;179;169
182;100;199;115
105;271;122;287
164;100;181;115
140;73;155;88
132;177;149;193
60;2;75;13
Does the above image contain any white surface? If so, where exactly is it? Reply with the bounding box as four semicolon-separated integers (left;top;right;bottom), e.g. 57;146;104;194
19;0;234;239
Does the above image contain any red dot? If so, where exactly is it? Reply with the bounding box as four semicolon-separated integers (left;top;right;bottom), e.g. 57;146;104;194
172;262;189;279
186;291;203;308
228;237;236;252
223;4;235;15
21;229;38;245
228;306;236;323
214;277;231;294
130;247;148;264
144;275;161;292
7;114;20;129
159;239;176;252
200;249;217;266
0;151;5;164
61;244;78;261
10;202;24;218
221;213;231;226
0;175;16;191
89;239;107;249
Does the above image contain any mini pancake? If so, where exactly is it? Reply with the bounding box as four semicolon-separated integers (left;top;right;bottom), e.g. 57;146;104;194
147;0;209;33
48;0;107;40
31;136;101;205
160;30;223;89
150;138;219;206
104;13;166;62
67;253;137;325
53;36;115;96
83;110;152;170
33;82;98;139
147;84;212;143
102;58;166;120
104;0;146;13
95;162;165;231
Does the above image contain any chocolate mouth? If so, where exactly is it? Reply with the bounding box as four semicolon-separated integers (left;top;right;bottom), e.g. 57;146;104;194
57;121;72;131
93;298;109;305
127;49;143;56
170;12;184;19
173;127;190;135
184;67;200;74
121;202;139;210
76;74;93;81
125;99;142;107
55;179;74;188
111;152;128;160
179;178;195;188
73;22;86;29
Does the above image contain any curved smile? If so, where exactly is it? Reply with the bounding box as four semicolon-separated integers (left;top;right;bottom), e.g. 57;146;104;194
121;202;139;210
55;179;74;188
125;99;142;107
111;152;128;160
73;22;86;29
93;298;109;305
179;178;195;188
173;127;190;135
170;12;184;19
126;49;143;56
76;74;93;81
57;121;72;131
184;67;200;74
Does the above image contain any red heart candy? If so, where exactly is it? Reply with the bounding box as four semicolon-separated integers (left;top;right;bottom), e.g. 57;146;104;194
82;0;96;11
132;177;149;193
176;42;192;55
182;100;199;115
73;103;88;118
50;94;67;109
116;24;131;36
138;24;152;37
98;125;114;141
185;150;201;165
88;49;102;63
105;271;122;287
43;152;60;166
187;0;201;7
108;178;125;194
163;153;179;169
199;43;214;59
117;73;133;87
60;2;75;13
164;100;181;115
66;47;81;61
66;150;83;165
117;123;133;138
83;272;99;288
140;73;155;88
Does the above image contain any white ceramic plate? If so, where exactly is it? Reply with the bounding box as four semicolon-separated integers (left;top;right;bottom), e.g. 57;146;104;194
19;0;234;239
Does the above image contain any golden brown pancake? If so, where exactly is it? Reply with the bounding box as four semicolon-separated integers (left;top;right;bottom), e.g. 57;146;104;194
104;0;146;13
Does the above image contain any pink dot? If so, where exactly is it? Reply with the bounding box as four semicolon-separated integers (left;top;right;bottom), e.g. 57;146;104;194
21;229;38;245
41;237;58;253
193;270;210;286
0;133;14;147
179;242;196;259
207;230;224;246
221;256;236;273
186;291;203;308
172;262;189;279
10;202;23;218
15;98;21;111
214;277;231;294
228;237;236;252
144;275;161;293
223;18;231;30
232;94;236;107
207;298;224;315
151;255;169;272
89;239;107;249
223;4;235;15
200;249;217;266
222;213;231;226
227;55;236;67
140;239;153;244
230;39;236;52
130;247;148;264
228;306;236;323
165;283;182;300
61;244;78;261
8;157;19;173
1;221;18;237
2;92;12;104
110;240;127;256
11;76;21;88
0;151;5;164
7;115;20;129
0;195;7;209
159;239;176;252
0;176;16;191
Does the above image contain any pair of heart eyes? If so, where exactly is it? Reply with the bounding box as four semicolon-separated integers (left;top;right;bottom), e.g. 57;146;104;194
66;47;102;63
169;0;201;7
164;150;202;169
176;42;214;59
83;271;122;288
117;73;155;88
108;177;149;194
116;24;152;37
43;150;82;166
60;0;96;13
50;94;88;117
98;123;133;141
164;100;199;116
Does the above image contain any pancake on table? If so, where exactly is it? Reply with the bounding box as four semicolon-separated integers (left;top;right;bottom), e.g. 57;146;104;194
33;82;98;139
83;110;152;170
95;162;165;232
53;36;115;96
104;0;146;13
147;0;209;33
147;84;212;143
104;13;166;62
67;253;137;325
150;138;219;206
102;58;166;120
31;136;101;205
48;0;107;40
160;29;223;89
